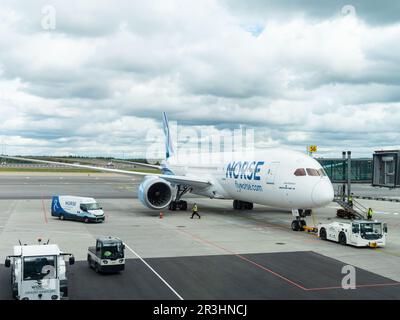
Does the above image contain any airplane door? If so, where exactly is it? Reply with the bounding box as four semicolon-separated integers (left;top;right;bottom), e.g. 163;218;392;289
266;162;280;184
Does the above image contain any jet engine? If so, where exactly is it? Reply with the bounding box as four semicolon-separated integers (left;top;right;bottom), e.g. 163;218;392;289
138;177;173;210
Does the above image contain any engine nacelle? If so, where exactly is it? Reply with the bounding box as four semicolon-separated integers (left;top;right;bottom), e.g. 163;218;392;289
138;177;173;210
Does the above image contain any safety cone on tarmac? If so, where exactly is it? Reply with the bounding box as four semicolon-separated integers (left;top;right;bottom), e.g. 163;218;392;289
159;212;163;219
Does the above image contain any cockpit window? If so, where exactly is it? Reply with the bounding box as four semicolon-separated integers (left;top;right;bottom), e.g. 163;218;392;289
318;168;327;176
294;168;306;176
306;168;320;176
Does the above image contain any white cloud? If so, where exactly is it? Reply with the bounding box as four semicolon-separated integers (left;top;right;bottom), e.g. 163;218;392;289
0;0;399;158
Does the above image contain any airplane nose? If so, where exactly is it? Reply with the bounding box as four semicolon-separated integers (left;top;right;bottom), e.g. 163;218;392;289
312;180;334;207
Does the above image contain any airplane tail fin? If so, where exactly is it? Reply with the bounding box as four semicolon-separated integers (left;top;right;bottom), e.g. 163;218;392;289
162;112;174;160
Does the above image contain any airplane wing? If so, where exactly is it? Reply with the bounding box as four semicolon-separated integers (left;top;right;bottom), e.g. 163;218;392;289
112;159;161;170
1;155;211;188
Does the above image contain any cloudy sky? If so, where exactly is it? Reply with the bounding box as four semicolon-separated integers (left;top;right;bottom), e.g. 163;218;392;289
1;0;400;158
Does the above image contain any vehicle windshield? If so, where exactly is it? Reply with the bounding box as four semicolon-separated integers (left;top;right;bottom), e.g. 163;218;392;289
360;223;383;240
81;203;101;211
23;255;56;281
101;243;124;259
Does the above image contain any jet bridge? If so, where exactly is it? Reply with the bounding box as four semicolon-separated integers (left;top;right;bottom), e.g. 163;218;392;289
372;150;400;188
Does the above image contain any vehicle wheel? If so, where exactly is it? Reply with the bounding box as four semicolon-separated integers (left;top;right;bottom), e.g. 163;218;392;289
237;201;243;210
248;203;253;210
87;256;92;268
319;228;327;240
179;201;187;211
169;201;177;211
291;220;300;231
95;263;100;273
233;200;238;210
60;214;65;221
84;217;89;223
339;232;347;245
300;220;306;229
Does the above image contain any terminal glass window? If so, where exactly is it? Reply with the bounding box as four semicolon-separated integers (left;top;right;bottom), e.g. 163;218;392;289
294;168;306;176
23;256;56;280
306;168;320;176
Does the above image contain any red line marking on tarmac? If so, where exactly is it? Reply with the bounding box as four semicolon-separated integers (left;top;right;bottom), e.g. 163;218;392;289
177;228;307;290
176;228;400;292
41;198;48;224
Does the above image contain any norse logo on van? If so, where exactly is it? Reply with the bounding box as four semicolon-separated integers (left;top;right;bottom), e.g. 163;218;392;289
65;201;76;206
226;161;264;180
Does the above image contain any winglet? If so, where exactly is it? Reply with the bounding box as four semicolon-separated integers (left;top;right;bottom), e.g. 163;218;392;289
162;112;174;160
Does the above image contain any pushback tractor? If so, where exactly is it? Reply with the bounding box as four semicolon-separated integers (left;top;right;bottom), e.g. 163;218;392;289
318;220;387;248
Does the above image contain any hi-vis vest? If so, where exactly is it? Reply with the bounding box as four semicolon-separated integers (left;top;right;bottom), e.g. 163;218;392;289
192;205;198;212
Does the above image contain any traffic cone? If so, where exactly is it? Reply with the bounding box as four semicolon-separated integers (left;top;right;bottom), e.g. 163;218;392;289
159;212;163;219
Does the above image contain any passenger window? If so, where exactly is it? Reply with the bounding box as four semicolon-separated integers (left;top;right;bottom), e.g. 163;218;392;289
294;168;306;176
306;168;320;176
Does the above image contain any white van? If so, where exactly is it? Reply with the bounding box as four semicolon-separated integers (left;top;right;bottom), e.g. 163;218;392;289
51;196;105;223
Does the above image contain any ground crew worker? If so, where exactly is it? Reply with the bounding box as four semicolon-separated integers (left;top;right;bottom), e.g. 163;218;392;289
367;208;373;220
348;193;354;208
191;203;201;219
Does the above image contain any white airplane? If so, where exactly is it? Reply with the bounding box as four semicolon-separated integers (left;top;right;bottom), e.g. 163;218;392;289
2;113;334;231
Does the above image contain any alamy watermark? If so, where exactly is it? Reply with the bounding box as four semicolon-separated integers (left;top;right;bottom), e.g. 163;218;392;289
41;5;56;30
342;265;356;290
145;121;255;165
341;4;357;18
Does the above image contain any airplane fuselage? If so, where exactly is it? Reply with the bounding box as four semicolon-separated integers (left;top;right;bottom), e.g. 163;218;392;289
166;148;334;209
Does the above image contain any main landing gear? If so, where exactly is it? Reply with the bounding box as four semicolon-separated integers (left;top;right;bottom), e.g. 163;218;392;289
291;209;312;231
168;186;191;211
233;200;253;210
169;200;187;211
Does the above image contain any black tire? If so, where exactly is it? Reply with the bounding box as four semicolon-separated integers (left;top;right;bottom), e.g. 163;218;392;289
339;232;347;245
60;214;65;221
169;201;177;211
179;201;187;211
87;256;92;268
291;220;300;231
233;200;238;210
84;217;89;223
300;220;306;229
244;202;253;210
95;263;100;273
320;228;327;240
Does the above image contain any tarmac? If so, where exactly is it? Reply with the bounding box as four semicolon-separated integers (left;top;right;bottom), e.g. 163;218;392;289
0;173;400;299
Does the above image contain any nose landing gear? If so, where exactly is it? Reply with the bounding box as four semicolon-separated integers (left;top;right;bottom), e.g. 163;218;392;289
233;200;253;210
291;209;311;231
